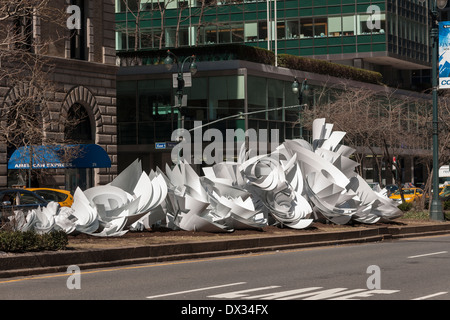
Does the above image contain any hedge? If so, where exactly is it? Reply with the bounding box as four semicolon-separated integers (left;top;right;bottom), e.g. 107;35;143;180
0;230;68;253
277;53;383;84
117;44;383;85
397;202;413;212
444;200;450;211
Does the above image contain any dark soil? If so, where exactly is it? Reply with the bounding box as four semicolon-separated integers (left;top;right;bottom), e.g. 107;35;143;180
66;218;436;249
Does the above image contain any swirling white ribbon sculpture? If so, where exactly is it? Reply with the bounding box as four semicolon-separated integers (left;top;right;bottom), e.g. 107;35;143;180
7;118;402;236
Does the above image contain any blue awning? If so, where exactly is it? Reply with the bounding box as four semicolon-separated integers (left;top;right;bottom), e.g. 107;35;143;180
8;144;111;169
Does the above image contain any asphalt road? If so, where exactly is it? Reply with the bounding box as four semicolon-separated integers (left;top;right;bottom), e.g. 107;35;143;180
1;234;450;304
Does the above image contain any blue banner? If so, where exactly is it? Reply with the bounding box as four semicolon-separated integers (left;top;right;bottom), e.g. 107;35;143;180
439;21;450;88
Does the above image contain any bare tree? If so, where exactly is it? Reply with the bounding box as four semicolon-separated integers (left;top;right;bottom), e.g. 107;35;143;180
116;0;249;50
118;0;155;51
416;92;450;203
0;0;85;187
301;82;428;202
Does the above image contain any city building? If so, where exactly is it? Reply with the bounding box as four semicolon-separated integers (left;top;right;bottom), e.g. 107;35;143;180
115;0;442;89
0;0;118;191
114;0;438;185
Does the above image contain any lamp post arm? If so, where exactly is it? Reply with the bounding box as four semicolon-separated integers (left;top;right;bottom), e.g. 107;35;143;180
180;55;196;75
188;103;307;132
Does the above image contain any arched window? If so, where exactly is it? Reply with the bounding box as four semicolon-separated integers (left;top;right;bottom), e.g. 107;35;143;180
64;103;94;192
64;103;93;143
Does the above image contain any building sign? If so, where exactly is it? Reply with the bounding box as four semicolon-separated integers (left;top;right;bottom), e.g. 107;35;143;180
439;21;450;89
155;142;177;149
155;142;166;149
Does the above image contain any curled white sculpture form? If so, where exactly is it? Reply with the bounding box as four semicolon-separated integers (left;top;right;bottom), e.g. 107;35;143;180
6;118;402;235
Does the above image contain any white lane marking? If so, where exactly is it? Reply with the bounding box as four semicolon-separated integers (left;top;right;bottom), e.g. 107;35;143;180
407;251;448;259
146;282;246;299
412;292;448;300
208;286;282;299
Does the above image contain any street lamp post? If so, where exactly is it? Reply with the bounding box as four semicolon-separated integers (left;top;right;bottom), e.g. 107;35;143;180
164;50;197;132
419;0;447;220
292;78;309;138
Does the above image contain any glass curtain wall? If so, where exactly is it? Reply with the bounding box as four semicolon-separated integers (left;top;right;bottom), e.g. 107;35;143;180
117;75;304;146
116;2;389;51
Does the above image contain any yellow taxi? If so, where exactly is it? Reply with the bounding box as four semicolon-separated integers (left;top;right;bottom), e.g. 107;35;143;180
26;188;74;207
389;188;424;204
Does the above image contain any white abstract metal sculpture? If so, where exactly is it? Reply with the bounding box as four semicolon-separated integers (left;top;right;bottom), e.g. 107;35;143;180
6;118;402;235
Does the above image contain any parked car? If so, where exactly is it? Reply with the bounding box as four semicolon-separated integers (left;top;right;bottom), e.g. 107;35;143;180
389;188;424;204
384;184;399;197
440;185;450;202
424;186;450;208
27;188;73;207
0;189;49;226
415;183;425;190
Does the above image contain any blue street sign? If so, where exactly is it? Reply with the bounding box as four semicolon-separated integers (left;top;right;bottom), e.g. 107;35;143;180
155;142;166;149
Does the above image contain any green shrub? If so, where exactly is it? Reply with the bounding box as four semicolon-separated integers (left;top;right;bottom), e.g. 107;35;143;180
444;200;450;211
445;211;450;221
398;202;413;212
401;210;430;220
0;230;68;253
117;44;383;85
277;53;383;84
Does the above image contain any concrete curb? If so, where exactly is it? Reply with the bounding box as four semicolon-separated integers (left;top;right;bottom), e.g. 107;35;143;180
1;223;450;279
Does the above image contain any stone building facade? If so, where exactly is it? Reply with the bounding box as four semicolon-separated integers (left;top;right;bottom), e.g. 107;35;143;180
0;0;118;190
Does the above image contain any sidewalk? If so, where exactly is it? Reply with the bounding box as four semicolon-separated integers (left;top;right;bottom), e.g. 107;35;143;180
1;222;450;279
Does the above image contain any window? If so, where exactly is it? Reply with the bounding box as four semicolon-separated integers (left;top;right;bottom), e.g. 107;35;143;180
117;81;137;122
342;15;356;36
205;26;217;44
126;0;139;11
65;103;92;143
165;27;177;47
231;25;244;43
300;18;327;37
357;14;386;35
70;0;87;60
218;26;231;43
276;21;285;40
314;18;327;37
286;20;300;39
116;31;124;50
196;26;205;45
140;29;154;48
258;21;268;40
328;16;342;36
268;79;283;120
137;80;171;122
300;18;313;38
178;0;189;8
248;76;266;119
19;192;43;205
140;0;162;10
128;33;137;50
13;12;33;51
1;192;18;205
179;27;189;46
358;15;373;34
245;22;258;41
